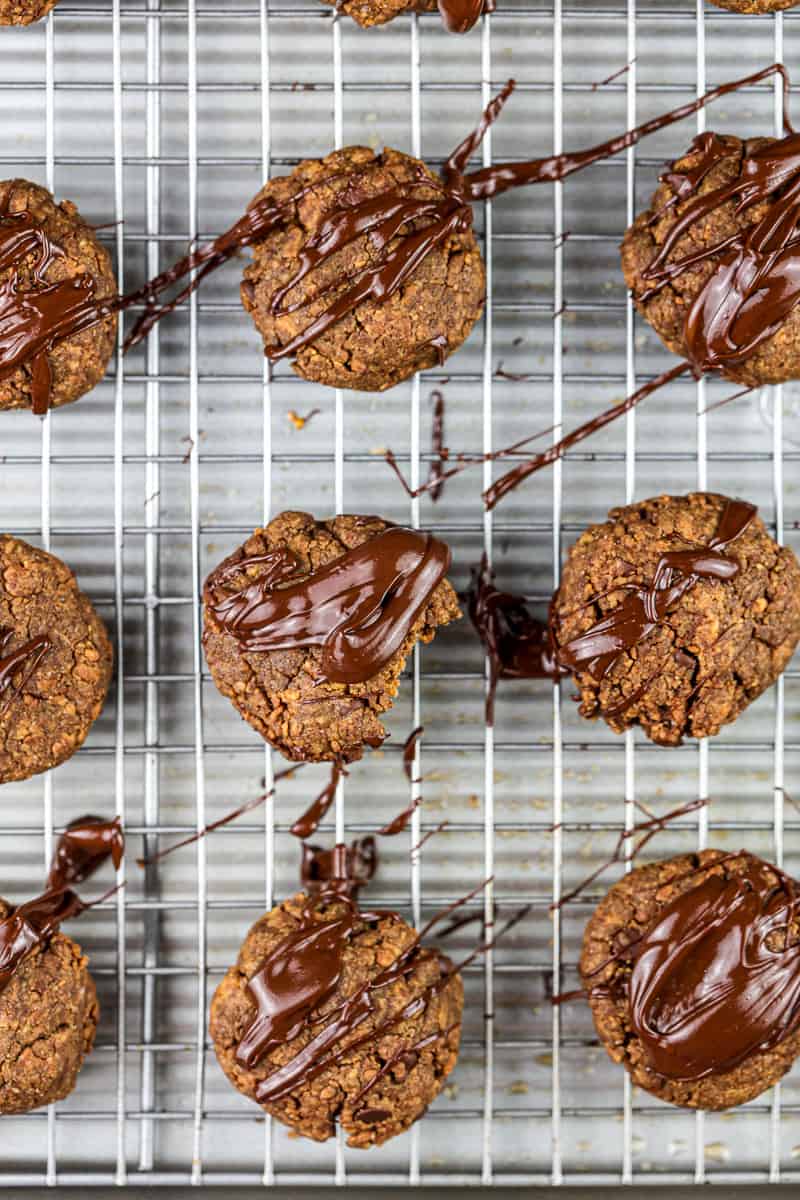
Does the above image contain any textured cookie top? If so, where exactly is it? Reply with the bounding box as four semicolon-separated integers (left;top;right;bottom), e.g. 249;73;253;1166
202;512;460;763
0;0;56;24
0;180;117;411
580;850;800;1110
550;493;800;745
210;892;463;1147
0;536;113;783
241;146;485;392
0;895;98;1114
621;133;800;387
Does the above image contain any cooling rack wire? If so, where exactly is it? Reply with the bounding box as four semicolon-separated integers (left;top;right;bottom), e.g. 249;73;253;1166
2;0;800;1187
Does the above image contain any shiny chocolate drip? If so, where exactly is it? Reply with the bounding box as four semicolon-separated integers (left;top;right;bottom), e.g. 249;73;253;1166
207;527;451;686
0;627;51;714
467;554;566;725
290;764;344;840
47;815;124;891
554;498;756;687
300;837;377;898
0;888;85;996
625;853;800;1081
428;389;446;502
377;798;422;837
638;129;800;375
401;725;424;783
436;0;493;34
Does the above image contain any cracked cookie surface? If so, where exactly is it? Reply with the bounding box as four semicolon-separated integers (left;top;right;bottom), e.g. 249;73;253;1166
0;897;97;1113
202;512;461;763
581;850;800;1109
550;493;800;746
708;0;797;9
0;180;117;410
209;892;463;1146
0;0;56;22
241;146;485;391
0;536;113;783
621;134;800;386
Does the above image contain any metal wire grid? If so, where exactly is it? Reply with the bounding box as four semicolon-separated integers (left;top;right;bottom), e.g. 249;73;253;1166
1;0;800;1188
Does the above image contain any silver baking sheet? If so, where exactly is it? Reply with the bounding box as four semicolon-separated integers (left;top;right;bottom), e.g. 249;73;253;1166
1;0;800;1186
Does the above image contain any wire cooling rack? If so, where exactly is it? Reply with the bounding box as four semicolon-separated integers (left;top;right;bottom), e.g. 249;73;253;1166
3;0;800;1188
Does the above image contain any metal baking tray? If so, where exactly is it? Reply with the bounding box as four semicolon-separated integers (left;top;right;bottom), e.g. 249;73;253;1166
2;0;800;1186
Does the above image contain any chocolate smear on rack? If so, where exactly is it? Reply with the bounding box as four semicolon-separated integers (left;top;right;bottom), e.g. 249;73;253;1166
5;63;791;420
47;815;124;891
206;528;451;686
468;555;566;724
402;725;424;783
589;852;800;1082
0;627;51;714
428;390;446;502
552;795;710;913
301;836;377;898
290;763;345;840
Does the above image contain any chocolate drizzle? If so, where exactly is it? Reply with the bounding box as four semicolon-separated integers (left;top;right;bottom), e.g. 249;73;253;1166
207;528;451;686
554;498;756;693
1;64;791;418
467;555;565;724
428;389;446;503
621;853;800;1082
638;128;800;376
0;812;125;998
0;627;51;714
47;815;124;891
290;764;344;840
300;837;377;898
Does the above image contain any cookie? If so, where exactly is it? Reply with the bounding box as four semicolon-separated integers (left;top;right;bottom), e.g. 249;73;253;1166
550;493;800;746
210;891;463;1146
0;179;117;412
0;896;97;1113
0;0;56;23
708;0;797;9
581;850;800;1109
621;132;800;386
0;535;113;783
241;146;485;392
202;512;460;763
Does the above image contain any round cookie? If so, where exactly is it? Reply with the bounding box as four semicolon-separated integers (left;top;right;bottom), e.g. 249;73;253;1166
550;493;800;746
210;891;463;1146
0;897;97;1113
0;179;117;412
0;0;56;22
580;850;800;1109
0;535;113;784
241;146;485;392
202;512;461;763
621;133;800;387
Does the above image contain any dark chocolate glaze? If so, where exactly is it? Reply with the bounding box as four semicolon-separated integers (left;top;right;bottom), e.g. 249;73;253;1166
402;725;424;783
467;554;565;724
290;764;344;840
300;837;377;897
0;889;86;996
437;0;493;34
47;815;124;891
626;853;800;1082
639;130;800;376
0;627;51;714
207;528;451;687
554;497;755;686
